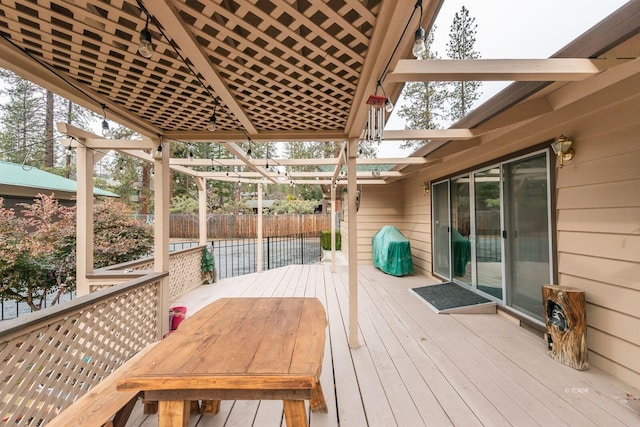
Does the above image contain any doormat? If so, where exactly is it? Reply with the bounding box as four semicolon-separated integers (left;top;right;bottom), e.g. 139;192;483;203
411;282;496;314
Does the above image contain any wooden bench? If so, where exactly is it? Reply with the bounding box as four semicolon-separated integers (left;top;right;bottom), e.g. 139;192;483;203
46;342;159;427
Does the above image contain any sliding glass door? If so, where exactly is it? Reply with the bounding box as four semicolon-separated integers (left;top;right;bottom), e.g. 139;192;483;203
432;181;451;279
474;167;503;299
503;153;551;320
430;150;553;322
451;175;472;286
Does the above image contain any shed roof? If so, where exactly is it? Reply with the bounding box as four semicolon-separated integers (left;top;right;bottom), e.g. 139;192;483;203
0;161;120;199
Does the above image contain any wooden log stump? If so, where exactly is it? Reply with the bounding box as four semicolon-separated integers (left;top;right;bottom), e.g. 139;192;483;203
542;285;589;370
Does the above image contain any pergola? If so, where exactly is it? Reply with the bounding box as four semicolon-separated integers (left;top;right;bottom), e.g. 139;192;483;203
0;0;605;346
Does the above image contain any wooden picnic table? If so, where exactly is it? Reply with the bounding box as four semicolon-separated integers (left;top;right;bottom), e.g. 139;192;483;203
117;297;327;427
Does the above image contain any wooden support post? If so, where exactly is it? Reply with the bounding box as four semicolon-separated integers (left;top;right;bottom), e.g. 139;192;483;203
257;183;263;273
347;137;358;348
330;185;336;273
154;139;171;338
542;285;589;370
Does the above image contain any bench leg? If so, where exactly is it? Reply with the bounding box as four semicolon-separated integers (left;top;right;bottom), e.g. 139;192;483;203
158;400;190;427
283;400;307;427
202;400;221;414
143;399;158;414
310;380;328;413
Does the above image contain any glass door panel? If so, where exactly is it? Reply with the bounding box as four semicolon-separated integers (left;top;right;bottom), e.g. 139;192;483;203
451;176;472;286
503;153;551;321
474;167;503;299
432;181;451;279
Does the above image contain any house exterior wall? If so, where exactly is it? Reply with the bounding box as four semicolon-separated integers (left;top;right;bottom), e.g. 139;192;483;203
400;175;431;275
340;181;404;263
406;82;639;390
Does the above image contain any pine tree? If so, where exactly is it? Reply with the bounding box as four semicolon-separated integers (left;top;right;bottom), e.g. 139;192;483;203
446;6;482;122
0;69;46;164
397;26;448;151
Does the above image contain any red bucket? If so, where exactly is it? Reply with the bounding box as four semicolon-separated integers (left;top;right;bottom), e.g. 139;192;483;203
170;306;187;330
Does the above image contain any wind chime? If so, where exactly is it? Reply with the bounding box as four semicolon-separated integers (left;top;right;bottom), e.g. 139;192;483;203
365;94;387;144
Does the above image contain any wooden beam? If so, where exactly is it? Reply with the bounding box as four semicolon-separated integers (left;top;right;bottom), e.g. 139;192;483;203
163;129;347;143
386;59;604;82
384;129;476;140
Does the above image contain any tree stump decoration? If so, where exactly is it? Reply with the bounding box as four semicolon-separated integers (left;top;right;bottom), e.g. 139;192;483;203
542;285;589;370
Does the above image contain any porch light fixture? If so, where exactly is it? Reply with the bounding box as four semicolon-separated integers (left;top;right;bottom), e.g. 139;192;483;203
551;135;575;168
100;104;111;138
138;13;153;59
412;0;426;59
421;181;429;195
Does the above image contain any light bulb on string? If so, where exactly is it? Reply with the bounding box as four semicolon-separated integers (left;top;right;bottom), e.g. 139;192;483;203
138;14;153;59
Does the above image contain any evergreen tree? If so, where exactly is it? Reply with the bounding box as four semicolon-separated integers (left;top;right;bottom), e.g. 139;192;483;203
446;6;482;122
0;69;46;164
397;26;449;151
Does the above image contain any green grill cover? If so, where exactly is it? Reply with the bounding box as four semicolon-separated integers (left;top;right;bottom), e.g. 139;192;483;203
372;226;414;276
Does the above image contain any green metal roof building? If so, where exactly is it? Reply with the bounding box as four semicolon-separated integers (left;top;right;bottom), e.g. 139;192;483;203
0;160;119;209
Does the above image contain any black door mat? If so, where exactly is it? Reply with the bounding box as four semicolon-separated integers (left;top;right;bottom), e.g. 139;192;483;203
411;282;496;314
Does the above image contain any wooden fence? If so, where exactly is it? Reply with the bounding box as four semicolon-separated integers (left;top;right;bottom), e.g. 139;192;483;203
135;214;333;239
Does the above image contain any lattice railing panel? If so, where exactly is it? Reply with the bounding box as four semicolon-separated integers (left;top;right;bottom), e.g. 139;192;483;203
0;279;160;426
95;247;204;302
168;248;205;302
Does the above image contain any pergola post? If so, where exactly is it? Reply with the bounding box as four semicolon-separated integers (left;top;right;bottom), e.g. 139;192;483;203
257;183;263;273
75;143;94;297
197;177;207;247
347;137;359;348
154;140;171;338
330;184;336;273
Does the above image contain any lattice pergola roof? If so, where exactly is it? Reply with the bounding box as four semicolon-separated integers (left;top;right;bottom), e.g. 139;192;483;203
0;0;441;142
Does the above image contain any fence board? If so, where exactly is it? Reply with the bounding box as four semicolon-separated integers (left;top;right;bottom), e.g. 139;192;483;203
148;214;332;239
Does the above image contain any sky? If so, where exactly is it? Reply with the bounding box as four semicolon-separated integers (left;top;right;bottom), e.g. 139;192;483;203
378;0;630;157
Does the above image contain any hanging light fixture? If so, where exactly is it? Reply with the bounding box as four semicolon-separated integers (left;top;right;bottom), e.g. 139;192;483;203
101;104;111;138
412;0;426;59
138;13;154;59
152;142;163;159
207;100;218;132
246;138;252;157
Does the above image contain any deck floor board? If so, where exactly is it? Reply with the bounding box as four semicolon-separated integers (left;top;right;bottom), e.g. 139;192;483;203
126;263;640;426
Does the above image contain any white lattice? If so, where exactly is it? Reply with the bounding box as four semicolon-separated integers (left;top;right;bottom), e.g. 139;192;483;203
0;279;160;426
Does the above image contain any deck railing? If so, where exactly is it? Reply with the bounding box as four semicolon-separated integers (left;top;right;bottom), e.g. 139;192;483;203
212;232;322;280
0;246;206;425
1;246;205;320
0;272;166;426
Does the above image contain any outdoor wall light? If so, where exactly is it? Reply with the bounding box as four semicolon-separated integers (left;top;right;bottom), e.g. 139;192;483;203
138;14;154;59
421;181;429;195
551;135;575;168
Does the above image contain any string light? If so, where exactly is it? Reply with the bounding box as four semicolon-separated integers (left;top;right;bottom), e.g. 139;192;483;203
138;12;153;59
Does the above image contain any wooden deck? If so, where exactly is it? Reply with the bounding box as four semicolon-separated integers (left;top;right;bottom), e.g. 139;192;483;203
126;263;640;426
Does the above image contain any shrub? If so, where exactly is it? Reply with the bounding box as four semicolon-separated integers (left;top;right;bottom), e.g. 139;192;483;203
320;230;341;250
